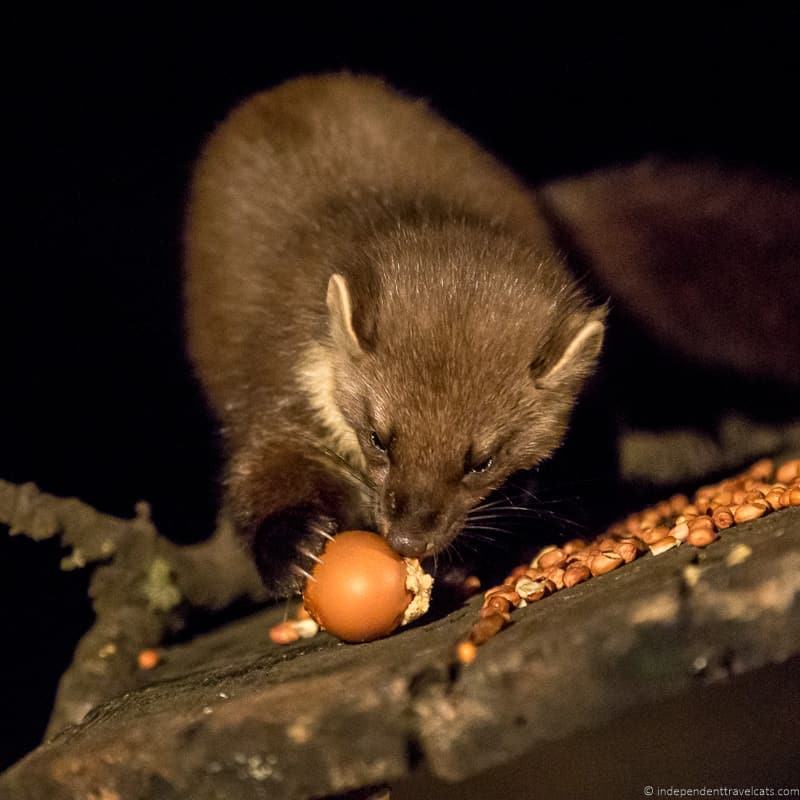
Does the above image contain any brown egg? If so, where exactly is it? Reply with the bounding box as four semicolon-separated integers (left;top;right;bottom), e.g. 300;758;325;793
303;530;416;643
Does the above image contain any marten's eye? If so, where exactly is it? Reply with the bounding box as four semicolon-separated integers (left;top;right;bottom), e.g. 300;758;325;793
370;431;388;453
467;455;494;475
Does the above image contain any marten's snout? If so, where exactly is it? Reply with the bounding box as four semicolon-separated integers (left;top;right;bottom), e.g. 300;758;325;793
383;491;448;558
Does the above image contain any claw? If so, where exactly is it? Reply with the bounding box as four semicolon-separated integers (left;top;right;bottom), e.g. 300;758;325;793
297;546;323;565
309;522;335;542
291;564;316;582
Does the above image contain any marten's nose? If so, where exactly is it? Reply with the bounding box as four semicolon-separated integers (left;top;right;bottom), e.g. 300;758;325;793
386;530;434;559
384;490;443;556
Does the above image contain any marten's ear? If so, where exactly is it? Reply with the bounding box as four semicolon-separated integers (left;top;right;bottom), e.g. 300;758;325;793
531;307;606;390
327;273;368;358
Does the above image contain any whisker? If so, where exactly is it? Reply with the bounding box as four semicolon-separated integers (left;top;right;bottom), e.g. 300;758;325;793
445;542;464;565
463;524;515;535
298;433;377;494
457;538;480;556
468;506;541;518
472;498;509;512
459;532;508;551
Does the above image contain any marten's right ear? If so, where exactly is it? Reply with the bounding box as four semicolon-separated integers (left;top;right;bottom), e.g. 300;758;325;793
531;306;606;390
327;274;368;359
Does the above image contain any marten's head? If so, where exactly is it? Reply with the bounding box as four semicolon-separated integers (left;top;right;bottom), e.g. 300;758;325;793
319;226;605;559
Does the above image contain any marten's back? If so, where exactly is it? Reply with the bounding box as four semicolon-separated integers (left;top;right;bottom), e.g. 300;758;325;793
183;74;550;429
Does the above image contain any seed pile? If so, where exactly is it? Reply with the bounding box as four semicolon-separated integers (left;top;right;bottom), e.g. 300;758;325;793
269;604;320;644
456;457;800;664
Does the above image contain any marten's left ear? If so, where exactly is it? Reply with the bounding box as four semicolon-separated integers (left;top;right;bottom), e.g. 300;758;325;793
531;306;606;390
327;273;371;359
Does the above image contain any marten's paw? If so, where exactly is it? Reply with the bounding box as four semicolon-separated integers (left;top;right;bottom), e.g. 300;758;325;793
250;506;338;596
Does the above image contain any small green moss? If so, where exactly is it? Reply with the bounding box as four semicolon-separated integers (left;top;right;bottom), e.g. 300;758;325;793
142;557;182;612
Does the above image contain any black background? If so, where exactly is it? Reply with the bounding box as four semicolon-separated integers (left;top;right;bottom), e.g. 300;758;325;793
2;9;799;774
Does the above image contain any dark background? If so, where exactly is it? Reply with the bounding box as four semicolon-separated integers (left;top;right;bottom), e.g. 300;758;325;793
2;8;799;777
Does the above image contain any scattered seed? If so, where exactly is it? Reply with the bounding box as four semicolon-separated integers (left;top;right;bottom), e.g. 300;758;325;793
688;517;715;533
531;545;558;568
712;490;733;507
470;612;508;645
479;606;512;621
669;494;689;514
615;541;640;563
462;456;797;654
650;536;679;556
711;507;735;530
682;564;703;587
776;459;800;484
456;640;478;665
640;526;671;545
686;528;718;548
538;548;567;570
562;538;588;555
748;458;774;480
764;490;784;511
734;502;768;523
543;566;566;590
484;595;511;615
269;622;300;645
590;551;624;576
515;577;549;602
669;521;690;542
461;575;482;598
563;564;592;588
137;649;161;670
725;543;753;567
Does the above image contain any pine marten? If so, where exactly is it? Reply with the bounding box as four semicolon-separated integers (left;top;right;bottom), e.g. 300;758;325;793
184;74;605;596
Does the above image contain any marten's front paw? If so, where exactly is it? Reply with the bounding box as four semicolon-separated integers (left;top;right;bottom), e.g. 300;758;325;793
250;507;339;596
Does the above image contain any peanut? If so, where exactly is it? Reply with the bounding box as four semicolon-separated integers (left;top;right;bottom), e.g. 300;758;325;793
470;612;507;645
456;640;478;665
748;458;774;481
711;507;735;530
269;622;300;645
649;535;679;556
538;548;567;570
734;502;768;523
543;566;566;590
137;648;161;670
589;551;624;576
640;526;671;545
669;521;690;542
687;528;718;548
563;564;592;588
615;541;640;563
776;459;800;484
688;517;716;534
669;493;689;514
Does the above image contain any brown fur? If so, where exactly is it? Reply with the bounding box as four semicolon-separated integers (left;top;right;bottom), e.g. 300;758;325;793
184;74;604;595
